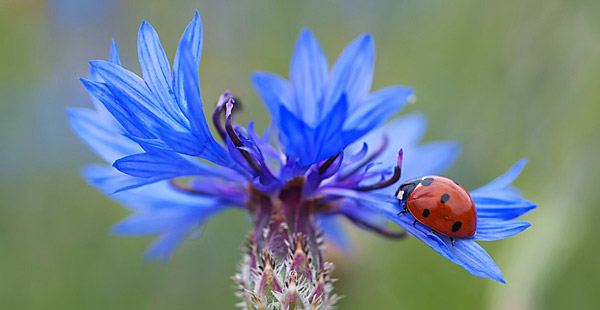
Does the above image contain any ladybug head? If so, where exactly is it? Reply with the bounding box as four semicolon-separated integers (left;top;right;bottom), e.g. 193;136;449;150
395;178;421;201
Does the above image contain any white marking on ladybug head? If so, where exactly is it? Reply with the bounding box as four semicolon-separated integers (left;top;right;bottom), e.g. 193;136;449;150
396;190;405;200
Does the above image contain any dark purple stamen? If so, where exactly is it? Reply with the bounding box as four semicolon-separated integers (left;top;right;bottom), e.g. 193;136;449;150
344;213;407;239
225;99;263;176
355;166;401;191
355;148;403;192
318;152;341;176
339;135;389;181
212;91;230;142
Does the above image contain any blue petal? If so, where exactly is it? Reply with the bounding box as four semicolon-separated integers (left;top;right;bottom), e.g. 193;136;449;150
451;239;505;283
137;21;183;125
473;197;536;220
104;179;225;261
178;41;234;167
83;163;227;261
251;72;295;121
109;39;122;66
277;103;313;161
79;78;154;138
324;33;374;111
87;68;109;113
472;159;528;195
103;174;218;209
67;107;142;162
338;87;416;155
278;94;349;165
343;86;414;132
88;77;182;149
82;164;157;194
473;220;531;241
173;11;203;117
113;210;196;236
312;95;349;161
86;41;120;114
87;65;198;156
190;177;249;206
89;60;186;132
289;28;328;124
473;188;524;202
470;159;536;220
113;150;227;181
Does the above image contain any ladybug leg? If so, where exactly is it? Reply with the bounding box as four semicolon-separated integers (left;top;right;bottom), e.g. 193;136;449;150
412;220;418;226
397;202;409;216
450;238;456;247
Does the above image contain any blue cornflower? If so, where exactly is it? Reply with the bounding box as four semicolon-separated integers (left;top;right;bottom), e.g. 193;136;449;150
68;11;534;308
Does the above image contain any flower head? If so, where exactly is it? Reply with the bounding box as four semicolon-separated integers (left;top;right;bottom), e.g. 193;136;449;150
69;10;534;308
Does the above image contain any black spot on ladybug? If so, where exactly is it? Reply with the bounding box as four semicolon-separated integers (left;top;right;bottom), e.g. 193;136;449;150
422;209;430;218
441;193;450;203
452;221;462;232
421;177;434;186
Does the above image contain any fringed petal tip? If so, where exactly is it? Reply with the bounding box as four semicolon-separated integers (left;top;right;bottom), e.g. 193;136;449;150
472;159;536;221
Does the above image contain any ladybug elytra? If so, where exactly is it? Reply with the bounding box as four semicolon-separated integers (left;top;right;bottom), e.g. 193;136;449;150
396;176;477;242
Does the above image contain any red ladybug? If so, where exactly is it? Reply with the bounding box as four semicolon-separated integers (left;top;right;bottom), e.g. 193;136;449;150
396;176;477;243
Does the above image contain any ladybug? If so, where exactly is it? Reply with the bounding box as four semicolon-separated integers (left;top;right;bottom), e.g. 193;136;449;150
396;176;477;244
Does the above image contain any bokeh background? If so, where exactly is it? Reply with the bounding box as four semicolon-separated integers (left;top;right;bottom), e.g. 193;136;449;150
1;0;599;309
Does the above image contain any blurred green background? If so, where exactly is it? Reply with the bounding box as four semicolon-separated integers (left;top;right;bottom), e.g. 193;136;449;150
1;0;599;309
